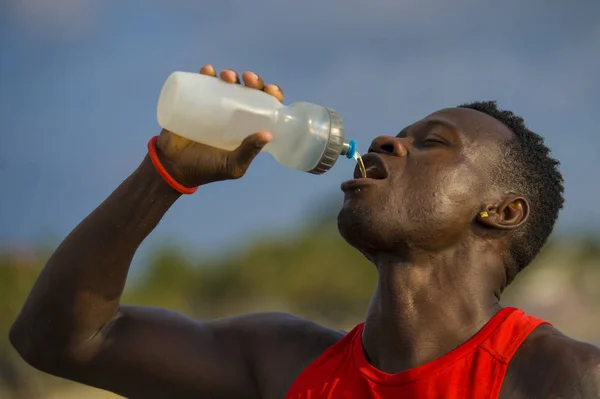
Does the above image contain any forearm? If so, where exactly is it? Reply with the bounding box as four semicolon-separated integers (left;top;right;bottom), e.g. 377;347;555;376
10;155;181;358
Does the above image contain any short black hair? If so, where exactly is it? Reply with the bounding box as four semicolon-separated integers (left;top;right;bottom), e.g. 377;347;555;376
458;101;564;281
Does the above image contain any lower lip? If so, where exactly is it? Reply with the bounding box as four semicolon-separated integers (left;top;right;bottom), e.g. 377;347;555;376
341;178;378;192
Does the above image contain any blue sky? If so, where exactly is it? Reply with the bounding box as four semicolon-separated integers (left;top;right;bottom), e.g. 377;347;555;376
1;0;599;258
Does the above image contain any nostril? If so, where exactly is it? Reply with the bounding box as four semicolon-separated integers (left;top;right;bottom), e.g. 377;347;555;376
369;136;406;155
381;143;395;154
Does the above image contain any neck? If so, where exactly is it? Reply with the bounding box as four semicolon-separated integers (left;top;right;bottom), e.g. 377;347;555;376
362;244;505;374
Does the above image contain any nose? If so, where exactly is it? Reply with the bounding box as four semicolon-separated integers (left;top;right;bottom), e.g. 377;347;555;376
368;136;410;157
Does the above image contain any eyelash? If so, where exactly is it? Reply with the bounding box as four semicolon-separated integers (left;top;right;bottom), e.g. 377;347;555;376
422;137;447;147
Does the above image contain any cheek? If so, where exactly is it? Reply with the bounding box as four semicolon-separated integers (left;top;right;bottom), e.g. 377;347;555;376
434;165;483;222
395;163;482;230
379;174;439;233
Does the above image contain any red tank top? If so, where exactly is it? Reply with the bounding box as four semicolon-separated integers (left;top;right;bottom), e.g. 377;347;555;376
285;307;548;399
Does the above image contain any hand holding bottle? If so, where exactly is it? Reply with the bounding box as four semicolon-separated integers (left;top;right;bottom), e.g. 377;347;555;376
155;65;284;187
157;66;354;178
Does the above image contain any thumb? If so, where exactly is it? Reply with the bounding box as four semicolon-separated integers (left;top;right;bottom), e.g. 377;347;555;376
231;131;273;173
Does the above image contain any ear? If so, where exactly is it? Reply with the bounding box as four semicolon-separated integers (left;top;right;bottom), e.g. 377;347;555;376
477;196;530;230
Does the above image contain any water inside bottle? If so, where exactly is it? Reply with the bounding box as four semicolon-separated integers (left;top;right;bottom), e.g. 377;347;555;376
354;152;366;178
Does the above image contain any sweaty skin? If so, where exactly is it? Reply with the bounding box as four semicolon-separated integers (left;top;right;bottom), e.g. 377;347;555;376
10;65;600;399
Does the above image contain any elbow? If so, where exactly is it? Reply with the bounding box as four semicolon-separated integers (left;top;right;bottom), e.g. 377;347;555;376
9;318;66;372
9;320;45;369
10;316;106;373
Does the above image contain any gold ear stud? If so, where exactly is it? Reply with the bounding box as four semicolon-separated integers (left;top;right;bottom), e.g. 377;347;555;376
479;211;489;218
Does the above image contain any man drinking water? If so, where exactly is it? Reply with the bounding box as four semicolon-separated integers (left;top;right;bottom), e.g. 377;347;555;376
10;65;600;398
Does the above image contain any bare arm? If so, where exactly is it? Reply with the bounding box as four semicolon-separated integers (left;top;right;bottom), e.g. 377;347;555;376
9;66;333;398
10;156;179;360
9;157;260;398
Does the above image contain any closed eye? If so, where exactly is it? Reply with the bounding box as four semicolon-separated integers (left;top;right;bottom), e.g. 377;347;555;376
422;136;448;147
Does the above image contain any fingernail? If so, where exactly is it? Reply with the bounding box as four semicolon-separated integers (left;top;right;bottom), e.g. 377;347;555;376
248;72;258;80
255;132;273;147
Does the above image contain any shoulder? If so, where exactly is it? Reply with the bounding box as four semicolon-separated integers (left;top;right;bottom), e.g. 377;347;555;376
513;324;600;398
236;311;347;360
211;311;346;346
215;312;348;397
526;324;600;368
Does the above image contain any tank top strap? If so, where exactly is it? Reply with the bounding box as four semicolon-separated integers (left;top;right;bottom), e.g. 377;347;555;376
481;307;551;363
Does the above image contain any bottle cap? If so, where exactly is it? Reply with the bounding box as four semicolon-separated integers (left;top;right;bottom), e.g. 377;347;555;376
307;108;346;175
345;140;357;159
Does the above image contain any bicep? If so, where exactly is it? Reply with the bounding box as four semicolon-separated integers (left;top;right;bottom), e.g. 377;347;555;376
54;306;260;399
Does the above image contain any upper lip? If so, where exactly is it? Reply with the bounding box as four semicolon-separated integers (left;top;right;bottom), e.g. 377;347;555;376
353;152;389;179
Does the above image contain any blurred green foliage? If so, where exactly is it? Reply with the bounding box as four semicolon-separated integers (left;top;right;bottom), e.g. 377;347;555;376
1;216;599;398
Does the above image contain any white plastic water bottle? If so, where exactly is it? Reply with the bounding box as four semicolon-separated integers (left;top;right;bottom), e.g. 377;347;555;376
157;71;357;174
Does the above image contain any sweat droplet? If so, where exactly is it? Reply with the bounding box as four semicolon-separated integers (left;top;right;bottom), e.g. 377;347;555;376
354;151;367;178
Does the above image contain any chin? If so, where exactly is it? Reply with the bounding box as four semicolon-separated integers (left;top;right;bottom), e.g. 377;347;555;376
337;203;399;256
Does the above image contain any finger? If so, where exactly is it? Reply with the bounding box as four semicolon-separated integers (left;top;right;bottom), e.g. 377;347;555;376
220;69;240;84
231;131;273;174
242;71;265;90
264;84;284;103
200;64;217;77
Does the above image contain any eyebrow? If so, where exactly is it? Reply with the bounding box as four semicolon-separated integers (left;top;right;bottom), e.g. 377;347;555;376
397;119;459;138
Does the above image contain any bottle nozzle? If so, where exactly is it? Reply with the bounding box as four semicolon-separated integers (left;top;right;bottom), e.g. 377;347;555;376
342;139;357;159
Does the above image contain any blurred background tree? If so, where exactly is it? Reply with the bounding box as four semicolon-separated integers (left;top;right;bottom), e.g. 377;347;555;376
2;1;599;397
1;210;599;398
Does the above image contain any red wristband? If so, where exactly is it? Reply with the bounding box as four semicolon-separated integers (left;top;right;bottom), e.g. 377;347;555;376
147;136;198;195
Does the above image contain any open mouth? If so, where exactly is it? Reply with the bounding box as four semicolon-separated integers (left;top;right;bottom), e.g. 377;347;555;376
341;153;389;193
353;152;389;180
